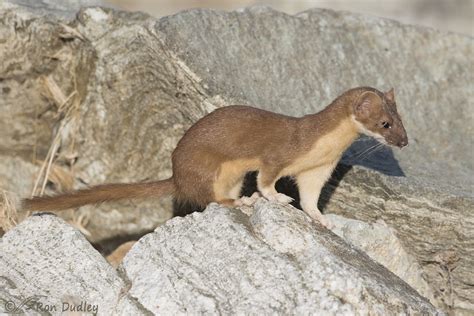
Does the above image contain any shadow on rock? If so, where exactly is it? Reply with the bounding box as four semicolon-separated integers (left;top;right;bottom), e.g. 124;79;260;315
92;229;154;257
342;136;405;177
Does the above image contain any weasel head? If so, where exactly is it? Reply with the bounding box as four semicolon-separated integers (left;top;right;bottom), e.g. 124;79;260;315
352;88;408;148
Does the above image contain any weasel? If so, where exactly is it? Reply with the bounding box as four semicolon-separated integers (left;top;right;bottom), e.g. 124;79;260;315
23;87;408;227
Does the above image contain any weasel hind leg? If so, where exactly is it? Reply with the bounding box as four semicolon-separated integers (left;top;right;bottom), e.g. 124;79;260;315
214;173;246;206
215;175;265;207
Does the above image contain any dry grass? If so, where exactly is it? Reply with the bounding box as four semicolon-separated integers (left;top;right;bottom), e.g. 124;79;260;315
0;190;18;232
2;42;84;233
69;212;92;237
27;74;91;235
43;163;75;192
31;75;80;198
4;25;92;236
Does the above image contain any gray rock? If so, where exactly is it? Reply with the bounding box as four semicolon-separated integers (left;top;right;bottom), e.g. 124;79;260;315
0;202;441;315
0;214;126;314
156;7;472;173
327;214;435;304
119;200;439;315
322;164;473;313
0;156;38;198
0;2;472;313
152;8;474;312
0;5;178;241
3;0;110;19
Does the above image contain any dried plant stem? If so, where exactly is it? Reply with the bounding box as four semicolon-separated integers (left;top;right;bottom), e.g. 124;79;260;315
40;141;60;196
31;75;79;198
0;190;18;232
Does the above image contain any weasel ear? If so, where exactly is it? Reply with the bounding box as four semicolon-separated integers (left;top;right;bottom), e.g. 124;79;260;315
385;88;395;102
354;91;381;119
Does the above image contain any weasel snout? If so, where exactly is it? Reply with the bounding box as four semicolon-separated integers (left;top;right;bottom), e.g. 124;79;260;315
398;137;408;148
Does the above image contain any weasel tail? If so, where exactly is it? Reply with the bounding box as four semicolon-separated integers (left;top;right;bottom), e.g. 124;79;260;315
22;178;175;212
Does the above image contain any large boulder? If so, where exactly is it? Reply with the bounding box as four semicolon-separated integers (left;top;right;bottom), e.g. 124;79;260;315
0;1;471;313
327;214;436;304
0;214;132;314
0;202;441;315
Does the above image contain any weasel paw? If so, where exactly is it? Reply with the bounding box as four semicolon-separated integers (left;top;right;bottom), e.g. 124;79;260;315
234;192;261;206
265;193;294;204
317;215;333;229
304;209;333;229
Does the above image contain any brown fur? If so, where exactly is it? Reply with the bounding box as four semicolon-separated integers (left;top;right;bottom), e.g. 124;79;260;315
23;87;408;222
106;241;136;268
353;88;408;147
23;179;174;211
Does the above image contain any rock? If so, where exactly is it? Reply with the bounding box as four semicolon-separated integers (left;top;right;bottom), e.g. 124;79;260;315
0;3;178;241
0;157;39;198
119;200;439;314
327;214;435;304
154;8;473;312
0;214;126;314
156;7;472;174
3;0;109;19
0;156;39;232
0;2;472;313
0;202;441;314
322;165;473;313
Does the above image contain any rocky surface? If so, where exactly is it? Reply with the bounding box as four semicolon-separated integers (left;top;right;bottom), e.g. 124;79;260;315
2;0;109;19
0;214;128;314
327;214;436;304
0;203;440;315
0;0;472;314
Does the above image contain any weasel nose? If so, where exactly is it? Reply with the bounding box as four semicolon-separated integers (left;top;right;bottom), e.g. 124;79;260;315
398;138;408;148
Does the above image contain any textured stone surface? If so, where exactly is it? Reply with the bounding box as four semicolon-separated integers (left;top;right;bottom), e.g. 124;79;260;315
120;201;439;315
322;166;473;313
0;2;472;313
327;214;435;304
0;4;180;241
155;8;473;312
0;157;38;198
3;0;109;19
156;7;472;171
0;214;127;314
0;203;441;315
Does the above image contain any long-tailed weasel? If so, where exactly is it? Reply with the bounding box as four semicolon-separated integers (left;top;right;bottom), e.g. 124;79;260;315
23;87;408;227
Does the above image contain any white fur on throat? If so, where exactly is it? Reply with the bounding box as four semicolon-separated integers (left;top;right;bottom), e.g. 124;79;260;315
351;115;387;145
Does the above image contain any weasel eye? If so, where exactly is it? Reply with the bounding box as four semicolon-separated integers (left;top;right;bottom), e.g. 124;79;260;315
381;121;391;129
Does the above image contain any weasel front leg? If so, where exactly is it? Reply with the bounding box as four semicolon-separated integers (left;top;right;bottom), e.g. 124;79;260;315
296;163;337;228
257;166;293;204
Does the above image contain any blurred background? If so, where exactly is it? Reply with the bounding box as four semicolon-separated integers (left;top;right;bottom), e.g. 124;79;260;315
105;0;473;35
